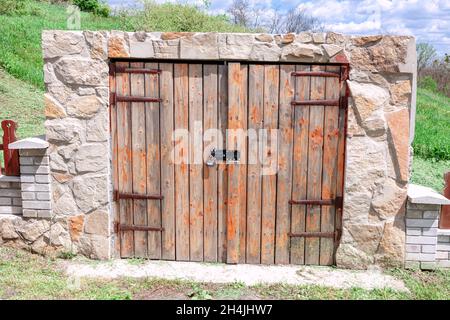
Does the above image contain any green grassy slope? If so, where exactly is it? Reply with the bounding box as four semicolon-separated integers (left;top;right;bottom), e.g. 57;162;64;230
0;1;248;90
413;88;450;161
0;1;124;89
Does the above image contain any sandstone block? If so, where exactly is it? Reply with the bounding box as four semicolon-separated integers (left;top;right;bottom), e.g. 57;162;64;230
66;95;104;119
54;58;108;86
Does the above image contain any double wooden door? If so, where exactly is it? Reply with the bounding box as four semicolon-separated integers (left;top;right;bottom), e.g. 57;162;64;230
110;61;347;265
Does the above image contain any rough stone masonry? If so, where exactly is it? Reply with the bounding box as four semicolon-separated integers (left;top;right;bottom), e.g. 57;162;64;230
1;30;416;269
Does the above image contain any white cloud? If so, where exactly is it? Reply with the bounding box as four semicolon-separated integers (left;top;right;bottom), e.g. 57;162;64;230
106;0;450;54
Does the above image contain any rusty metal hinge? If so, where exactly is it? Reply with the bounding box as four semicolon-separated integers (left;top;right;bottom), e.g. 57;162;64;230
335;196;344;209
288;231;337;238
113;190;164;201
291;99;340;107
110;92;116;106
114;222;164;233
291;71;340;78
340;65;349;81
115;66;161;74
289;199;337;206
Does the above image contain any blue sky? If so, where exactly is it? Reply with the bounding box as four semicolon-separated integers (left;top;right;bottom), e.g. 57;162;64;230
107;0;450;55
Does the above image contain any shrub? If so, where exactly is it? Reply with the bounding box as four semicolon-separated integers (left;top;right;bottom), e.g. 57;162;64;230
0;0;41;16
72;0;110;17
0;0;26;15
116;1;250;33
419;76;438;92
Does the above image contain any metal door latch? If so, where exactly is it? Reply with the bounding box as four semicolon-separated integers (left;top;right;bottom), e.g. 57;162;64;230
206;148;240;166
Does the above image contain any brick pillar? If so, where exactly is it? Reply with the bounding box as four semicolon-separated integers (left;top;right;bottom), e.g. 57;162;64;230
8;137;52;219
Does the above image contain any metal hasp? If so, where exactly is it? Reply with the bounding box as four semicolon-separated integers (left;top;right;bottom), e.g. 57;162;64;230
211;149;240;163
114;222;164;233
113;190;164;201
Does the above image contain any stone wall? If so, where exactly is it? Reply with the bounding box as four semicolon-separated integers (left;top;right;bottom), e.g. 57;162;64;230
37;30;417;266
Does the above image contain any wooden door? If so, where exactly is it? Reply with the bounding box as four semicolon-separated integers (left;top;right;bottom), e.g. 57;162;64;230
110;61;347;265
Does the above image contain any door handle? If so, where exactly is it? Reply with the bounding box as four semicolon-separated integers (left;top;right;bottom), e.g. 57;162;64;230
206;148;217;167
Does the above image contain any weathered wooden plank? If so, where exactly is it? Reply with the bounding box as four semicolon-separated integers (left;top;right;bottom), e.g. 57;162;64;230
275;64;295;264
160;63;176;260
144;62;162;259
226;62;244;264
217;64;228;263
110;62;121;257
238;64;248;264
189;64;204;261
174;64;190;261
246;64;264;264
130;62;148;258
261;64;279;265
116;61;134;257
305;65;326;265
203;64;218;262
290;64;310;265
319;65;340;265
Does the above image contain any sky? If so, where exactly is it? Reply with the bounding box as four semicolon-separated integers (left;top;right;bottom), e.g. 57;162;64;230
107;0;450;55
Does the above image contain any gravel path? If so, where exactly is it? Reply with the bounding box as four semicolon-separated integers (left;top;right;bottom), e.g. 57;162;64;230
64;259;408;292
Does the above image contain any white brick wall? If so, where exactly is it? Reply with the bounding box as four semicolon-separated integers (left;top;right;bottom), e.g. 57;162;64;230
405;198;450;270
0;177;22;215
18;149;52;218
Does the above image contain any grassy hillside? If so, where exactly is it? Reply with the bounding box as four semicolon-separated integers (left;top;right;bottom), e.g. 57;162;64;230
0;0;248;90
413;88;450;161
0;1;124;89
0;0;448;191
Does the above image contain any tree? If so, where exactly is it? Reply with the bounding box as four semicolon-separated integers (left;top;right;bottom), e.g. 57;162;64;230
227;0;251;27
417;43;437;75
280;7;324;33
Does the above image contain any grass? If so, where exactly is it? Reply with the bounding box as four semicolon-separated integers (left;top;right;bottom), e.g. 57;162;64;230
0;68;44;139
411;157;450;191
413;88;450;161
0;0;250;90
0;247;449;300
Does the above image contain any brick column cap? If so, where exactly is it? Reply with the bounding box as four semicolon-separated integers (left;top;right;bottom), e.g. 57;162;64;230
9;136;49;150
408;184;450;205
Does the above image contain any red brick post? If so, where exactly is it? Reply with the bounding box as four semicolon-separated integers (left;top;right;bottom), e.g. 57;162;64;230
1;120;20;176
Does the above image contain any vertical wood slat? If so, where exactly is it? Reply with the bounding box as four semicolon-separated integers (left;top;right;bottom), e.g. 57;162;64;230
290;64;310;265
145;62;162;259
238;64;248;263
116;61;134;257
109;62;120;257
130;62;148;258
275;64;295;264
261;65;279;264
319;65;341;265
203;64;218;262
174;64;190;261
305;65;326;265
189;64;204;261
246;64;264;264
217;65;228;263
159;63;176;260
227;62;244;264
